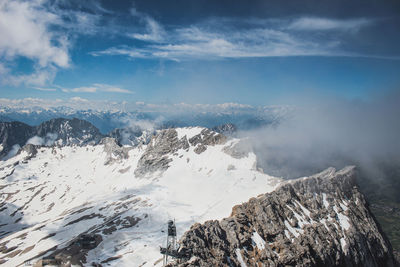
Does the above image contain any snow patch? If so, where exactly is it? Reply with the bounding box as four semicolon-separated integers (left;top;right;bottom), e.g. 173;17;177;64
251;231;266;250
284;220;303;238
235;249;247;267
333;205;351;230
340;237;347;252
295;200;311;217
287;205;310;228
339;202;348;211
176;127;204;140
337;212;351;230
322;193;329;208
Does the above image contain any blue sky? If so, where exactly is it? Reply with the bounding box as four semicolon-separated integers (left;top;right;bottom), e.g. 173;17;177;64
1;0;400;106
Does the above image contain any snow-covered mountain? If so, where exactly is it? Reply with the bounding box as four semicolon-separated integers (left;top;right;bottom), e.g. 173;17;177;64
0;126;281;266
0;121;396;266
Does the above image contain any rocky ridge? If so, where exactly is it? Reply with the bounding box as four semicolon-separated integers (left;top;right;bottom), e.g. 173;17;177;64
171;167;396;267
134;128;227;177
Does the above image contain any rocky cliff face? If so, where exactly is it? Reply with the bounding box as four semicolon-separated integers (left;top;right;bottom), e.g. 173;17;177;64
0;121;35;159
171;167;396;267
36;118;103;146
0;118;104;159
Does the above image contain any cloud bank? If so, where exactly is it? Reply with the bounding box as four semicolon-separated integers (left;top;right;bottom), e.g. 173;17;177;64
242;90;400;181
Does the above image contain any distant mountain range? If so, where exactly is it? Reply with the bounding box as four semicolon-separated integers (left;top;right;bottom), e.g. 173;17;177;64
0;105;289;133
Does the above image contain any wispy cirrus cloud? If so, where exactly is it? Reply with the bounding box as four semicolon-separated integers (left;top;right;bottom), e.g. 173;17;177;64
286;17;372;31
62;83;133;94
91;15;375;60
128;8;165;42
33;86;57;92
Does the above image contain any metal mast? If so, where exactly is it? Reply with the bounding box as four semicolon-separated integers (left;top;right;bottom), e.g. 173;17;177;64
160;220;178;265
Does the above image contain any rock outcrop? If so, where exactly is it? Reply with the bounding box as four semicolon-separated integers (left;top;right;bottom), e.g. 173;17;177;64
134;128;227;177
188;128;227;154
171;167;396;267
134;129;190;177
100;137;131;165
212;123;237;136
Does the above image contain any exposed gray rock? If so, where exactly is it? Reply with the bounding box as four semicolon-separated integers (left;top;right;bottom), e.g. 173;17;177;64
212;123;237;136
0;121;35;159
394;250;400;265
188;128;227;150
100;137;131;165
134;128;227;177
194;144;207;154
134;129;189;177
170;167;396;267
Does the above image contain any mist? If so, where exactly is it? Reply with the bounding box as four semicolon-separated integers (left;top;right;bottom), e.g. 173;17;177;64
240;90;400;184
26;133;58;146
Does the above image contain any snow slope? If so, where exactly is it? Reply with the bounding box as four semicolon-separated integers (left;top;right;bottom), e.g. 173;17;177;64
0;127;280;266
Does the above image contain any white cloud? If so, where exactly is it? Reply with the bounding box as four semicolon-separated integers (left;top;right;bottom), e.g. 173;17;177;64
70;97;89;102
26;136;44;146
90;47;151;59
63;83;133;94
0;0;69;86
0;0;110;87
26;133;58;146
128;8;165;42
129;17;165;42
287;17;371;31
92;15;375;61
95;27;328;60
33;87;57;92
0;0;69;67
70;86;98;93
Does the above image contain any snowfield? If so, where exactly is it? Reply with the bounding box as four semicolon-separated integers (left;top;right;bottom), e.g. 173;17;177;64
0;127;281;266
